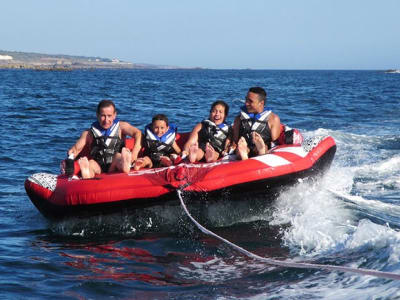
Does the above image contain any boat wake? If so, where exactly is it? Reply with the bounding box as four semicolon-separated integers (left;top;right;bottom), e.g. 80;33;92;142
177;189;400;281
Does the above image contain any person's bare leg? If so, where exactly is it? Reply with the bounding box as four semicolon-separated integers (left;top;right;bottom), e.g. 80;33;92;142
189;142;199;163
205;143;219;163
89;160;102;176
79;157;93;179
121;148;132;173
196;148;205;162
252;132;266;155
108;153;120;173
237;137;249;160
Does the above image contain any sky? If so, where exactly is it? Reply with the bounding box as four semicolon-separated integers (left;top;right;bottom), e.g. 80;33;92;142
1;0;399;69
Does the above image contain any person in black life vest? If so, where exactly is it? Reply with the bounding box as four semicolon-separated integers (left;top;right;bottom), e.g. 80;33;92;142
134;114;181;170
67;100;142;178
232;87;281;160
182;100;233;163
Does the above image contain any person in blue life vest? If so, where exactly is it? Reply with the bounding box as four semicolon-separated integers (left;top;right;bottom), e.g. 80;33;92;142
182;100;233;163
67;99;142;178
232;87;281;160
134;114;181;170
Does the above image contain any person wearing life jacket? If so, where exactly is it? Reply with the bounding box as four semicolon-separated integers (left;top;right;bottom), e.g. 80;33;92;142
232;87;281;160
67;99;142;178
134;114;181;170
182;100;232;163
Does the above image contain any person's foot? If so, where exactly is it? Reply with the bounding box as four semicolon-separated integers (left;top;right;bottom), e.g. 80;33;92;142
252;132;266;155
160;156;172;167
205;143;216;163
133;158;145;171
78;157;92;178
121;148;132;173
237;137;249;160
189;142;198;163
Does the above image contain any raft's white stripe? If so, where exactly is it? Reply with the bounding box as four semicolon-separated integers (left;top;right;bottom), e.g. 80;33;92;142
273;146;307;158
252;154;291;166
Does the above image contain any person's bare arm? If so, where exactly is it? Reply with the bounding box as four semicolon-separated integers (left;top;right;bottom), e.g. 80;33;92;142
172;141;181;154
219;137;231;156
232;116;241;144
68;130;91;158
269;113;281;141
182;123;202;155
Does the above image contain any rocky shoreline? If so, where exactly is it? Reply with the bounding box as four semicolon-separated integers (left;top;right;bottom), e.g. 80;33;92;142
0;62;135;71
0;50;183;70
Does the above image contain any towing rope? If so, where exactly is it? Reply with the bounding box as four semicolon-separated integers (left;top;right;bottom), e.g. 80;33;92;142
177;189;400;281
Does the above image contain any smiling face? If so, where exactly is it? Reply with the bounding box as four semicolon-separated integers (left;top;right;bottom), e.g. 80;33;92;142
152;119;169;137
209;104;226;125
245;91;264;114
96;105;116;129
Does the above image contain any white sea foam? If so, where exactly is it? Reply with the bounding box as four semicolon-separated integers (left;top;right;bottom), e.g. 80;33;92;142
354;155;400;193
270;178;355;256
329;189;400;220
268;134;400;271
357;155;400;175
344;219;400;263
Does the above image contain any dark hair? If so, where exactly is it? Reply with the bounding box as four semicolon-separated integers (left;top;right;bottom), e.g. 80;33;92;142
248;87;267;102
96;99;116;114
210;100;229;122
152;114;169;126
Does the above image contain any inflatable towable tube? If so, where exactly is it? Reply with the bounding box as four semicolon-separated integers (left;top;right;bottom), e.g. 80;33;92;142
25;133;336;220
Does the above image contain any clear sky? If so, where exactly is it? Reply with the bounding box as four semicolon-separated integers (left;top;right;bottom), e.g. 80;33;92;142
1;0;399;69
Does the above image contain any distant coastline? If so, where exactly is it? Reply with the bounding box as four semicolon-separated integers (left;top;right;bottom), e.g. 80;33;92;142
0;50;191;70
0;51;396;72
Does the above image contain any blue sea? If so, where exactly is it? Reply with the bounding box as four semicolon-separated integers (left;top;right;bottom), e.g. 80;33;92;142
1;69;400;299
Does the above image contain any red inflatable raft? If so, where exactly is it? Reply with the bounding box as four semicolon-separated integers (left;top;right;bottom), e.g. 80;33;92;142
25;135;336;220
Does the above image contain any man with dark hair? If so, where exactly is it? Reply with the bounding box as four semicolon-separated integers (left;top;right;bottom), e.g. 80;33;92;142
67;99;142;178
232;87;281;160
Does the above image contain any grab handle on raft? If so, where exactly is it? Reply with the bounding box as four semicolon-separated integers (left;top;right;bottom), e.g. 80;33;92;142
163;165;192;190
177;189;400;281
65;158;75;176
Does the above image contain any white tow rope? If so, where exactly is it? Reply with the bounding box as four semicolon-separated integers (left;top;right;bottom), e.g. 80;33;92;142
177;189;400;281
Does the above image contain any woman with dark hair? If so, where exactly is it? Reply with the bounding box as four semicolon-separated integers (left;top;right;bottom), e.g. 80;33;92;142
182;100;233;163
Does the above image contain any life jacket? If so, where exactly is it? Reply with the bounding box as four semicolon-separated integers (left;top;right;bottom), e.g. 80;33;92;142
198;119;230;154
144;123;177;164
90;119;123;172
238;107;273;149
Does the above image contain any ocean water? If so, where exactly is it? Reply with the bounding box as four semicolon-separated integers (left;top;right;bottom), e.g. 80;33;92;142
1;69;400;299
